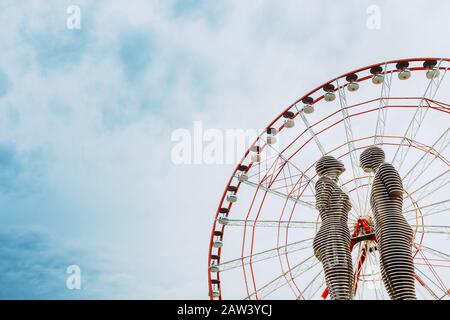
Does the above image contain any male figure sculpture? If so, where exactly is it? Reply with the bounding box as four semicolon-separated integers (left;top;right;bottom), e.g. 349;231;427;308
313;156;353;300
360;146;416;299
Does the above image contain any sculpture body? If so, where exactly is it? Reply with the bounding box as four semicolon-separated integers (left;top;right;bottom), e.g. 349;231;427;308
360;147;416;300
313;156;354;300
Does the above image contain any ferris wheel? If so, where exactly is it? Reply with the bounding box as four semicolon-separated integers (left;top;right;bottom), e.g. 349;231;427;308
208;58;450;300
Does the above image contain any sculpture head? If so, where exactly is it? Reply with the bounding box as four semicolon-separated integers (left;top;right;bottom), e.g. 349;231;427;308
315;155;345;178
360;146;385;173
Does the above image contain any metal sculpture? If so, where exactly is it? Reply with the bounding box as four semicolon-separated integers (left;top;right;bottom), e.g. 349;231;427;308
360;146;416;300
313;155;354;300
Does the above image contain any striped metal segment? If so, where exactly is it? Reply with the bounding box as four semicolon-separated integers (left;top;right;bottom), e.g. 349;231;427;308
313;156;354;300
361;146;417;300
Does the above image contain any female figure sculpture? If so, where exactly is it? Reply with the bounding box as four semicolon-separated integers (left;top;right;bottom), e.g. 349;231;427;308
360;146;416;300
313;156;354;300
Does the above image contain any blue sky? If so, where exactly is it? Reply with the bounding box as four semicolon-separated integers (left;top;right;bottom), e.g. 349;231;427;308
0;0;449;299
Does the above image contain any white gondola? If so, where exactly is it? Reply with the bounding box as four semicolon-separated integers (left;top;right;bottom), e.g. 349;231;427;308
283;111;295;128
303;104;314;114
267;135;277;144
284;119;295;128
252;153;261;163
398;69;411;80
267;127;278;135
372;74;384;84
218;216;230;225
301;97;314;114
323;84;336;102
426;68;440;79
324;92;336;102
227;194;237;203
213;240;223;248
266;127;278;144
250;145;261;163
211;290;220;298
347;82;359;92
209;264;220;272
346;74;359;92
238;173;248;182
396;61;411;81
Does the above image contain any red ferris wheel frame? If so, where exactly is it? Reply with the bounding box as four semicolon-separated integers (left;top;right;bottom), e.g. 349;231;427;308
208;57;450;300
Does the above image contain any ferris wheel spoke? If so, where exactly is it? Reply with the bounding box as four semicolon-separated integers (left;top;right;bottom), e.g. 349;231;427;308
368;254;381;300
298;111;327;156
415;261;450;269
245;254;319;300
414;268;441;299
269;180;309;192
288;178;316;201
414;244;450;294
258;152;285;188
411;225;450;235
276;256;320;299
336;79;365;216
414;243;450;261
252;138;317;198
374;250;388;300
220;219;319;229
353;241;368;299
239;179;316;210
439;292;450;300
366;250;385;300
222;219;380;236
430;99;450;108
362;174;374;216
374;63;393;145
248;150;295;185
307;278;326;300
269;170;313;193
256;141;284;187
262;138;315;185
279;163;291;196
270;172;308;186
298;110;362;220
392;60;448;171
272;159;294;195
300;274;326;300
359;246;372;298
415;249;447;294
246;154;280;180
361;250;376;299
404;198;450;219
373;250;387;300
404;170;450;210
296;268;324;300
262;262;321;299
216;238;314;272
409;208;449;221
403;128;450;190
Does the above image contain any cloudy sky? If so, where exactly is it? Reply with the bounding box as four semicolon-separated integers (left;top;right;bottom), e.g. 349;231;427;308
0;0;449;299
